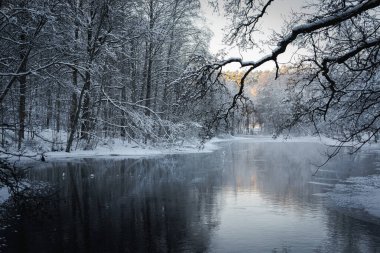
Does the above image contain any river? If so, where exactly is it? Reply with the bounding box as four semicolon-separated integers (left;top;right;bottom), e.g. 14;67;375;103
1;139;380;252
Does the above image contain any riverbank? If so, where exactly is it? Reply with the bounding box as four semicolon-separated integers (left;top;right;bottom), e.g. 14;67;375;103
2;133;379;163
42;135;348;160
1;134;249;163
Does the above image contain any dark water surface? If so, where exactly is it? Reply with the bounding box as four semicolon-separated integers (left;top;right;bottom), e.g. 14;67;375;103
2;140;380;252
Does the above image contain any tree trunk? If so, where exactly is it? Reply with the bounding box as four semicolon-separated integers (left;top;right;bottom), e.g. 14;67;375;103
66;0;82;152
130;40;137;104
145;45;153;116
56;85;61;132
46;88;52;129
144;0;154;117
18;33;27;150
161;0;178;119
140;43;148;102
68;54;78;134
121;85;127;138
65;75;90;152
80;69;91;140
80;5;94;141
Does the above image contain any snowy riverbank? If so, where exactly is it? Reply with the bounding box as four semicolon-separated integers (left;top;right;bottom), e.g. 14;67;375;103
42;135;346;160
2;133;379;163
1;134;344;162
1;135;251;162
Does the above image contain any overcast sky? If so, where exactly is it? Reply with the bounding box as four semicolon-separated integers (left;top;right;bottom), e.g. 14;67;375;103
200;0;307;70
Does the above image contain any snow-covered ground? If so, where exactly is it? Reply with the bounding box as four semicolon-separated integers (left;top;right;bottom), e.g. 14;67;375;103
2;132;378;162
0;134;253;162
44;135;336;160
43;137;223;160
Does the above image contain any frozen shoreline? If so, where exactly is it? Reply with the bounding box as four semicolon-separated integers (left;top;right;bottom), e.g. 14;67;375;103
1;135;248;163
44;135;332;159
2;134;379;163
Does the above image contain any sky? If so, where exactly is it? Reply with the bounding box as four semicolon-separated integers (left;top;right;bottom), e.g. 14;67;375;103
199;0;307;70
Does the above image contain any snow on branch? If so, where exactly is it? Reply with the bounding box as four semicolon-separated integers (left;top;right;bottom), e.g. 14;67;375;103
204;0;380;115
219;0;380;72
226;0;276;45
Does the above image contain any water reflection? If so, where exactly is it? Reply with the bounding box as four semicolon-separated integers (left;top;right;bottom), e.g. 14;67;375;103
4;155;224;252
211;141;380;252
1;141;380;252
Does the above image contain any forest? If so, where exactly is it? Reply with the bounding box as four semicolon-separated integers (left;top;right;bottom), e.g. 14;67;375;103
0;0;380;252
0;0;219;154
0;0;379;156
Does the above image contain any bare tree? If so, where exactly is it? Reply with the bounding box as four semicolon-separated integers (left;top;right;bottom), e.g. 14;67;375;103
202;0;380;147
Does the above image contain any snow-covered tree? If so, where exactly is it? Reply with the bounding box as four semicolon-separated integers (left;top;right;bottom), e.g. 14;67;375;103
0;0;234;155
202;0;380;149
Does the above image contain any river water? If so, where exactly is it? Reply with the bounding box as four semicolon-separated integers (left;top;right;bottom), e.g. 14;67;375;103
2;140;380;252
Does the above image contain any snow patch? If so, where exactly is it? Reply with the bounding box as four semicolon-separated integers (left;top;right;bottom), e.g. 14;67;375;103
328;175;380;219
42;138;222;160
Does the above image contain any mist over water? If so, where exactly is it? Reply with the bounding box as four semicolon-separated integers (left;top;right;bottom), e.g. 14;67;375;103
2;140;380;252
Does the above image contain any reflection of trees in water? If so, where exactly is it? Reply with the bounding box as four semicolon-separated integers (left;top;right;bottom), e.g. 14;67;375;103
319;209;380;253
220;142;380;210
220;142;380;252
0;160;56;214
220;142;326;206
2;143;380;252
0;160;57;252
6;155;223;252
